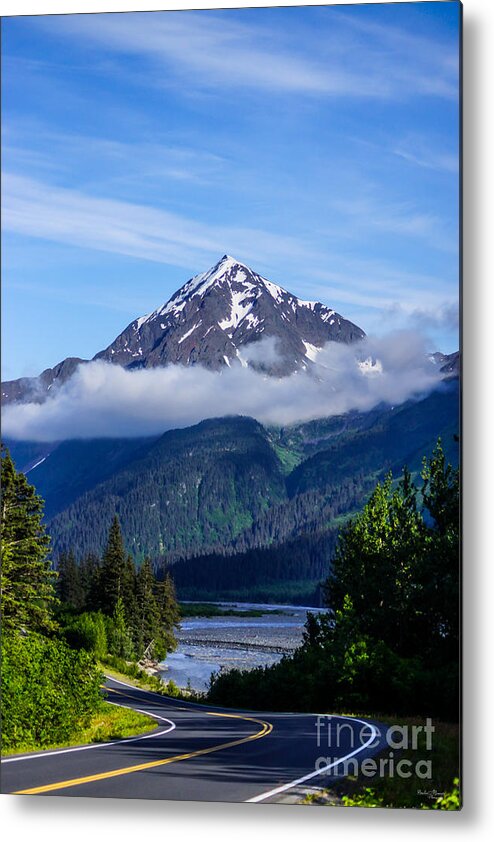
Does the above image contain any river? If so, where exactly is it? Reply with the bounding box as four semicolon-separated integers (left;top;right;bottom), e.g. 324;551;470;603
158;602;322;692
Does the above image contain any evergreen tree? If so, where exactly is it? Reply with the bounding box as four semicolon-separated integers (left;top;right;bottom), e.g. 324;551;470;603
135;558;162;659
107;597;136;659
324;469;425;656
1;446;57;633
155;573;180;653
122;552;138;630
79;552;102;612
57;549;84;610
98;516;127;616
106;596;135;659
418;441;460;661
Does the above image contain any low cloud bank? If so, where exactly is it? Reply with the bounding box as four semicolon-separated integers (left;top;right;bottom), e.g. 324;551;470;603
2;332;445;442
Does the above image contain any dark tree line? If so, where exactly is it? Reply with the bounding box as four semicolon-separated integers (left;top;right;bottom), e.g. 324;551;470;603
49;470;374;600
57;516;180;662
43;415;378;579
169;529;339;604
166;475;376;602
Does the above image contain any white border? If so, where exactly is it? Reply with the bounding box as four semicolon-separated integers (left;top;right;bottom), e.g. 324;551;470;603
0;0;464;15
2;0;493;837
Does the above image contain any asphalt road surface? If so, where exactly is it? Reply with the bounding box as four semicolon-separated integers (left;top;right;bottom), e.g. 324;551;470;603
1;676;388;802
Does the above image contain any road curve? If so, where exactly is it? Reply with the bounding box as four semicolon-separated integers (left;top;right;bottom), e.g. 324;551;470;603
1;676;387;802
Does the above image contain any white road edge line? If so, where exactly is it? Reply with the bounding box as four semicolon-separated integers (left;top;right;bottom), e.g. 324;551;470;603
1;703;175;764
104;675;158;691
245;716;378;803
104;674;200;707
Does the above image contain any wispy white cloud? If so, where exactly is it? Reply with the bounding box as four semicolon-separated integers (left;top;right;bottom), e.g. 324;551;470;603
329;193;458;254
305;258;458;330
3;170;458;343
393;136;459;173
385;302;460;333
32;10;458;101
2;331;444;442
346;132;459;176
2;121;229;192
3;172;311;272
331;8;459;99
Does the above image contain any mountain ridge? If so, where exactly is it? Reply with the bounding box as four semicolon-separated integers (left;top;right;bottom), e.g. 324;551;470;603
2;255;365;404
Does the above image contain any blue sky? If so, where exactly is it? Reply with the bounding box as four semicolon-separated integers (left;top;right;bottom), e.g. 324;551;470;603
2;2;460;380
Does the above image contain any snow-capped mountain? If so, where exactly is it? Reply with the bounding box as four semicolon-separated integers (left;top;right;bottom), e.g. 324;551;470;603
3;255;365;404
94;255;365;374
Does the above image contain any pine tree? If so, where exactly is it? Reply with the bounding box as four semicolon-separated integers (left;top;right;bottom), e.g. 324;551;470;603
324;469;427;655
107;596;135;659
155;573;181;653
135;558;162;659
418;440;460;660
98;516;127;616
122;552;138;630
57;549;84;610
1;446;57;633
79;552;101;612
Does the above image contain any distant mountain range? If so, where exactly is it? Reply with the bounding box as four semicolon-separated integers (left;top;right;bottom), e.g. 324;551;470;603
2;255;366;404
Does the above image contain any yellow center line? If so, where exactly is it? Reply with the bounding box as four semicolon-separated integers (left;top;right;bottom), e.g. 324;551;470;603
104;684;203;712
15;712;273;795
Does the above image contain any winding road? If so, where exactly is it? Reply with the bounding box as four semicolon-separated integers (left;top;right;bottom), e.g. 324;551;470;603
1;676;387;802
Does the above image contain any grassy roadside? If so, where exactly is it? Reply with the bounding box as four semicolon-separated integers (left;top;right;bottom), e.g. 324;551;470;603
100;657;207;703
3;701;156;757
100;659;169;694
302;718;460;810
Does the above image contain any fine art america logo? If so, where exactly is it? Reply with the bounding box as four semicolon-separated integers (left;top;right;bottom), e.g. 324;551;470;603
315;716;435;780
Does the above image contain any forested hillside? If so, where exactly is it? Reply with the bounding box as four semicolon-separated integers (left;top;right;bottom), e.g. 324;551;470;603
7;381;459;602
47;416;287;561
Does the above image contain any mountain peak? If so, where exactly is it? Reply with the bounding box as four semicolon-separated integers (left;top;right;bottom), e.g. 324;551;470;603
2;257;366;403
95;255;365;375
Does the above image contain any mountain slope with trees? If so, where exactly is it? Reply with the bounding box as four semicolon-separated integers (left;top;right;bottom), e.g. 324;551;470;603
4;381;459;602
46;416;287;563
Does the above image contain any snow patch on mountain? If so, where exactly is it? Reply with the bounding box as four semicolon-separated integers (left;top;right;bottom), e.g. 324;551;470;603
302;340;321;362
178;322;202;344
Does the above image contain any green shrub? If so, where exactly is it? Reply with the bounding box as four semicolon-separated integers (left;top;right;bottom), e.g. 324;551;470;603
165;678;180;697
2;631;103;751
101;653;145;679
431;779;461;810
64;611;108;658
